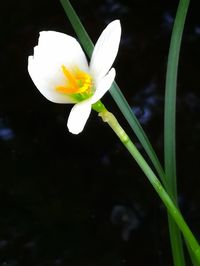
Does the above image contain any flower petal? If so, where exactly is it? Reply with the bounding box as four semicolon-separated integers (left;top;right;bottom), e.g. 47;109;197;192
91;68;116;104
34;31;89;72
67;101;92;134
90;20;121;85
28;31;89;103
28;56;74;103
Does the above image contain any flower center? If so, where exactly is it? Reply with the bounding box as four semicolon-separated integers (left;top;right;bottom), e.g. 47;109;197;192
56;65;93;98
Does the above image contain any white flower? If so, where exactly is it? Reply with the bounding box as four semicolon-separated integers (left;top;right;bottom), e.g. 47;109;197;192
28;20;121;134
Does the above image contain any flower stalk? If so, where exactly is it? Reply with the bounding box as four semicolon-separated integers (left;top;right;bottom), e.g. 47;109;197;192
95;105;200;263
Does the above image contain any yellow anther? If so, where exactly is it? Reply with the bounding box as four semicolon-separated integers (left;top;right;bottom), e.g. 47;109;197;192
56;65;92;95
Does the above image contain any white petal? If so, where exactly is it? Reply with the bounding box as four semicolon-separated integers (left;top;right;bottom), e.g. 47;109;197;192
67;101;92;134
28;56;74;103
90;20;121;85
91;68;116;104
28;31;89;103
35;31;89;72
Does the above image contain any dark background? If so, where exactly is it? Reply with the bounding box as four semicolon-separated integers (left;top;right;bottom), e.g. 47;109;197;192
1;0;200;265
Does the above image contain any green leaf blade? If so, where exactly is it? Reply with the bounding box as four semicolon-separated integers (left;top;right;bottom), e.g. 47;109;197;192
164;0;190;265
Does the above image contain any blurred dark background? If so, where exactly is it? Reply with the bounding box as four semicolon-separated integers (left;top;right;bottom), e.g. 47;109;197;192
1;0;200;265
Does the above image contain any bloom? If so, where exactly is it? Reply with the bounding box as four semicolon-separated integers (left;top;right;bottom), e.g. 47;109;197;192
28;20;121;134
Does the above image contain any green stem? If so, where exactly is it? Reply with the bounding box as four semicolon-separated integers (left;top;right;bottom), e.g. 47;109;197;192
94;104;200;264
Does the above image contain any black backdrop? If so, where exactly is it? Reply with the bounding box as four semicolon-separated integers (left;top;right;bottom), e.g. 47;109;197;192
0;0;200;265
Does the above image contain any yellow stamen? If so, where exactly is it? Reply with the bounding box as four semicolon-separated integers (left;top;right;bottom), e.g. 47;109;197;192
56;65;92;95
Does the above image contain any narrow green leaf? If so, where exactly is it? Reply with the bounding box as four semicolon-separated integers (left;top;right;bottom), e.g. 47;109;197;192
60;0;93;58
60;0;166;186
168;215;186;266
164;0;190;265
109;82;166;184
164;0;190;199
